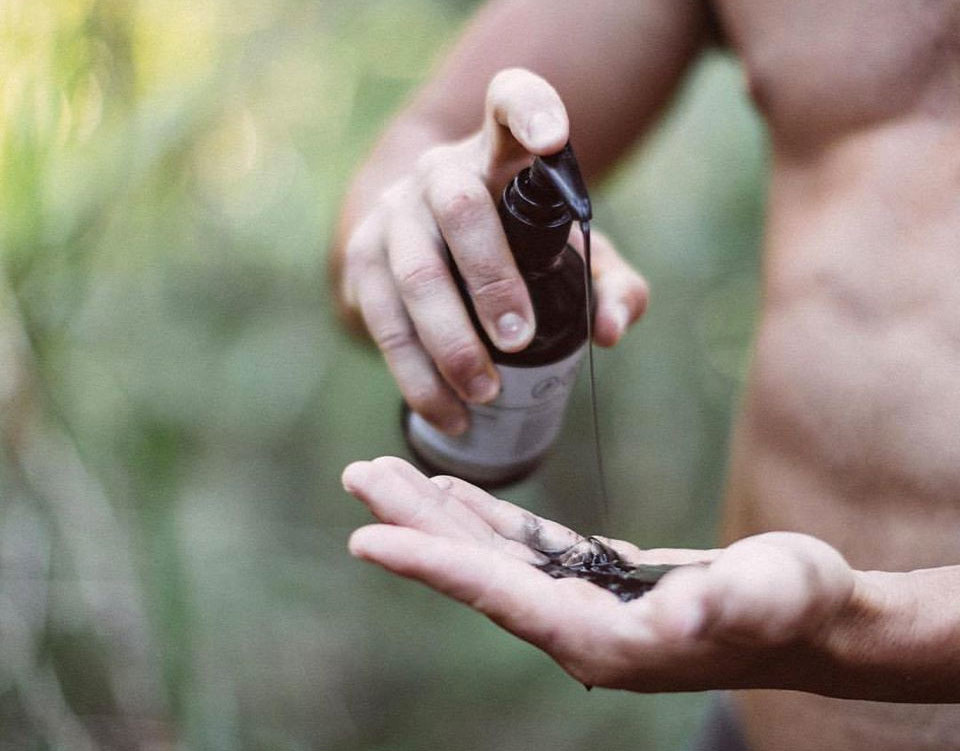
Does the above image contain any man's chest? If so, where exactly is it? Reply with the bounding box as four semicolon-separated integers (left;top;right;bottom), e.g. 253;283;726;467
709;0;960;145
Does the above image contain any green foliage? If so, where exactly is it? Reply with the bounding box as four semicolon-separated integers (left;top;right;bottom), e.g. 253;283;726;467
0;1;765;749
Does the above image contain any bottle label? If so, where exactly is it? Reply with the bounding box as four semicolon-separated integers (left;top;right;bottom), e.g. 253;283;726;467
407;345;586;475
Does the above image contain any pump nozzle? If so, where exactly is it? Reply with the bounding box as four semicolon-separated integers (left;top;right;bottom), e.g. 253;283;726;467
529;142;592;222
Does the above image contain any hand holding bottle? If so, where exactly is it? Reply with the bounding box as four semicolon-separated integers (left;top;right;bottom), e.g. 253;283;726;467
333;69;649;435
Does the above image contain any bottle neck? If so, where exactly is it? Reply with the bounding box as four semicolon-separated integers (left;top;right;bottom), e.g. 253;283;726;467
498;168;573;272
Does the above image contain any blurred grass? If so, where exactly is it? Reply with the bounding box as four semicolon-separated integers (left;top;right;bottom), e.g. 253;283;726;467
0;1;766;749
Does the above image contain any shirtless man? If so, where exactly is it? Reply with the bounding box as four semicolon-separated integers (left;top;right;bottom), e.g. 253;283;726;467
330;2;960;748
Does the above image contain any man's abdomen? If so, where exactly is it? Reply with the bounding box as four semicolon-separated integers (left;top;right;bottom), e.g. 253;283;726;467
721;121;960;750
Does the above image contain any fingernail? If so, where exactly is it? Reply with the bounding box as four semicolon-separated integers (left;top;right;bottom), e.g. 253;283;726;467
496;311;532;348
467;373;499;403
526;112;564;149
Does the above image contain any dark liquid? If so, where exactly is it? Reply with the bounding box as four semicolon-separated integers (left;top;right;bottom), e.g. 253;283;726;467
536;536;682;603
580;221;611;529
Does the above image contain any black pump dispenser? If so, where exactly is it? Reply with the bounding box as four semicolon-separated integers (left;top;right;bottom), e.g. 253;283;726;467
497;143;591;270
404;142;595;487
530;142;592;222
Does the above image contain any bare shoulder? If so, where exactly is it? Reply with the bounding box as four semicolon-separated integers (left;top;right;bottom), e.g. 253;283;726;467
712;0;960;147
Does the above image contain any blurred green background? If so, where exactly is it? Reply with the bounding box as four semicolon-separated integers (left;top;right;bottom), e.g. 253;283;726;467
0;1;766;749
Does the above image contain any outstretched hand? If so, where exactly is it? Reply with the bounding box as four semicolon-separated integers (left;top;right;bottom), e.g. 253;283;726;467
343;457;857;694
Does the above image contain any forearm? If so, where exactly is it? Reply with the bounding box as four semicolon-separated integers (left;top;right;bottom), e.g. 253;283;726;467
413;0;711;178
328;0;709;318
810;566;960;702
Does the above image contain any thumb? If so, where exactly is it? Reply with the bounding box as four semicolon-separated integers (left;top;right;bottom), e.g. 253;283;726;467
646;533;854;646
480;68;570;185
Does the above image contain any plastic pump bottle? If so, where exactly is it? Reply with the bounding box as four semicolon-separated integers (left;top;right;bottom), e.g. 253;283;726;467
404;143;592;487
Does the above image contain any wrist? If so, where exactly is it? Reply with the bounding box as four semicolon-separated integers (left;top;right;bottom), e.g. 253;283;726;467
815;569;906;683
811;568;960;701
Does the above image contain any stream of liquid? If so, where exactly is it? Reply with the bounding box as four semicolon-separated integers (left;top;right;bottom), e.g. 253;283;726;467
580;220;611;530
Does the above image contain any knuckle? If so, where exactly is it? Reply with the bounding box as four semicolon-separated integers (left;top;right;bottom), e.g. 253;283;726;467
373;323;417;356
430;474;456;488
344;219;383;267
394;259;449;301
471;274;523;306
415;143;458;178
436;337;485;383
433;185;489;230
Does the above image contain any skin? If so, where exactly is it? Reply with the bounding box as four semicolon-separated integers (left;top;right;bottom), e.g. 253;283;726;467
331;0;960;748
343;457;960;702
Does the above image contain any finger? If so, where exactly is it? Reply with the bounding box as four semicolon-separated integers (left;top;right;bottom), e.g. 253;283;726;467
481;68;570;188
589;536;721;567
339;214;381;314
570;228;649;347
435;475;719;566
484;68;569;159
342;457;496;542
385;212;502;406
356;265;468;435
343;458;541;565
348;523;615;649
431;475;582;553
424;166;535;352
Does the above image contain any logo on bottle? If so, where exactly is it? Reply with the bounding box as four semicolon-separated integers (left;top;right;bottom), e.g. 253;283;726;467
530;361;580;400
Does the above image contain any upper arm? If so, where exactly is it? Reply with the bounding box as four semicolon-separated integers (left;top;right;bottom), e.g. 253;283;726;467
411;0;712;179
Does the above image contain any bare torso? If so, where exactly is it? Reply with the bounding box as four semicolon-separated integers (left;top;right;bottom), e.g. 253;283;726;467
713;1;960;748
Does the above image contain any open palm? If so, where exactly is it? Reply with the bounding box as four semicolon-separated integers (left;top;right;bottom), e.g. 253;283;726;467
343;456;855;693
